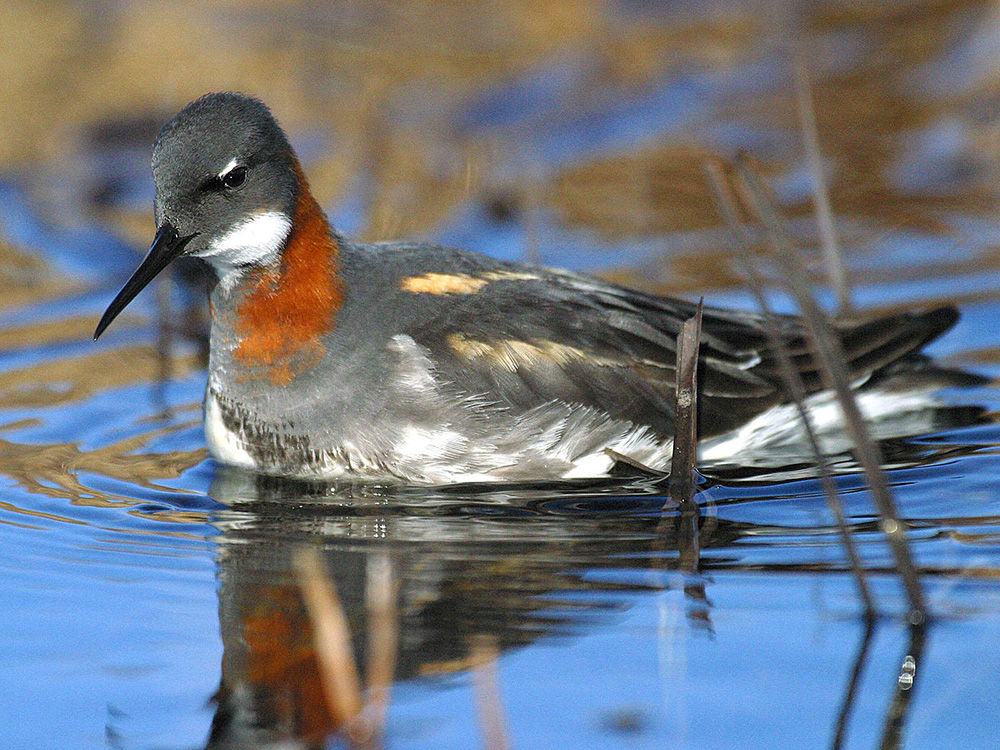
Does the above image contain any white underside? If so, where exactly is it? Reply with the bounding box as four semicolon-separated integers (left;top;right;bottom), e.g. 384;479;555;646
205;393;258;470
699;387;944;469
203;384;945;484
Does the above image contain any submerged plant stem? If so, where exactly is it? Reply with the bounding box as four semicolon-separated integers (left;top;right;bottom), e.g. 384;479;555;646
472;639;512;750
880;622;927;750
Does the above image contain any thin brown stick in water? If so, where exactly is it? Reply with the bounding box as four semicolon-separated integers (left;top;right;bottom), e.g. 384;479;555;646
668;303;706;627
733;157;926;620
704;159;876;617
364;553;398;749
293;547;365;736
472;639;511;750
669;302;704;512
879;622;927;750
793;45;852;314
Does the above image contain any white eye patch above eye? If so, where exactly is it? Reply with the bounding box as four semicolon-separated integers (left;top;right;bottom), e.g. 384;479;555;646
218;158;240;180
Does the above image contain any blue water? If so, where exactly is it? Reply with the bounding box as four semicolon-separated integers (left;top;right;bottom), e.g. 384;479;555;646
4;2;1000;748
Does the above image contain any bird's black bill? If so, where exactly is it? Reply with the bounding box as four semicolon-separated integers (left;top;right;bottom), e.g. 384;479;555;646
93;224;197;340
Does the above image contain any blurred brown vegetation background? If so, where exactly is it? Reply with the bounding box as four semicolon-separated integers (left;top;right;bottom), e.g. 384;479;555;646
4;0;1000;295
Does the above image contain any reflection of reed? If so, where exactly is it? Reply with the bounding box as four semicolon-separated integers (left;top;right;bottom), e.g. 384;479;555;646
289;548;400;749
293;548;366;741
0;240;81;310
472;637;511;750
0;345;201;408
0;418;205;515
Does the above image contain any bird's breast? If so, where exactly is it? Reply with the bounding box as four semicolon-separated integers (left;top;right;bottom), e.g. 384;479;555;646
224;174;345;386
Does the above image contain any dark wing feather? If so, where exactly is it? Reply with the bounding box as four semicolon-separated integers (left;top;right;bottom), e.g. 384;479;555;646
399;262;958;439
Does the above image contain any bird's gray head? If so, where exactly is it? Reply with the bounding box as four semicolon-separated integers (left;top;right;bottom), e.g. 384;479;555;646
95;93;302;339
152;92;299;270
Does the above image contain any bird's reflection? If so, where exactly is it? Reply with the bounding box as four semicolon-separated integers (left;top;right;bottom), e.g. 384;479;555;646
203;469;721;748
201;417;988;749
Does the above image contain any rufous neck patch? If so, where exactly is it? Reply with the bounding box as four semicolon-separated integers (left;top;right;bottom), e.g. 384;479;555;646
232;163;343;385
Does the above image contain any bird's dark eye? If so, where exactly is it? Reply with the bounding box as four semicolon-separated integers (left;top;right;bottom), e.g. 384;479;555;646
222;166;247;189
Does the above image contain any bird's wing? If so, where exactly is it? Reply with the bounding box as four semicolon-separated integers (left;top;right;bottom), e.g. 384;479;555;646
398;266;783;437
395;261;960;439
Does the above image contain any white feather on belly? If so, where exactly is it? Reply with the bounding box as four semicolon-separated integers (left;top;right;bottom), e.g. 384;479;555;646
204;392;258;470
699;386;946;469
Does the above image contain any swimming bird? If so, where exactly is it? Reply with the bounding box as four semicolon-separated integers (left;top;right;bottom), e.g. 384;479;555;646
94;92;962;483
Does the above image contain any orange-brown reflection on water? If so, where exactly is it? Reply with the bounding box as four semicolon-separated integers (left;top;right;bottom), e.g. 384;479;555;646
0;239;82;310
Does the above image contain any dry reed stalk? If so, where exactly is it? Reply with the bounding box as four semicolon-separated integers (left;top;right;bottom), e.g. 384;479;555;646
664;304;707;624
292;547;366;743
703;158;876;617
792;44;852;314
732;157;927;621
472;638;512;750
669;302;704;512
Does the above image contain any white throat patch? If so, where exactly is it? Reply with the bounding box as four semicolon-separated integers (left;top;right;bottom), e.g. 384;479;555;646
199;211;291;279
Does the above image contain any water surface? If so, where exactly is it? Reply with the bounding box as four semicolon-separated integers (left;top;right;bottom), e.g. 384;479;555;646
3;2;1000;748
